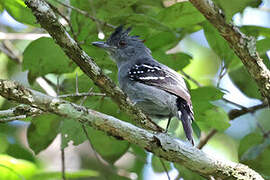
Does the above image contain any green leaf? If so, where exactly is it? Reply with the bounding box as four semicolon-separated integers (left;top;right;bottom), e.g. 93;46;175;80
27;114;61;154
239;133;263;157
99;0;137;18
157;2;205;28
191;87;229;131
132;0;164;17
174;163;206;180
197;107;230;131
86;127;130;164
256;38;270;69
129;144;147;179
192;121;201;138
2;0;37;26
152;51;192;71
151;156;171;173
229;66;261;99
23;37;76;80
6;144;35;163
256;38;270;57
203;21;239;67
145;31;177;50
85;97;130;123
213;0;262;21
191;86;224;101
110;14;171;32
0;154;38;180
60;119;86;148
60;119;130;164
239;133;270;176
0;133;8;153
241;25;270;38
241;138;270;161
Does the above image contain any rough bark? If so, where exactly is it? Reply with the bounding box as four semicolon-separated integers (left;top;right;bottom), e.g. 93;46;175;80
0;79;264;180
189;0;270;104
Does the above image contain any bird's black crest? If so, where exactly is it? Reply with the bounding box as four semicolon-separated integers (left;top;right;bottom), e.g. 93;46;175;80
107;25;142;44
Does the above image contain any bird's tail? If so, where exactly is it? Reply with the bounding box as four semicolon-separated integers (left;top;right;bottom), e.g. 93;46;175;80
176;97;194;146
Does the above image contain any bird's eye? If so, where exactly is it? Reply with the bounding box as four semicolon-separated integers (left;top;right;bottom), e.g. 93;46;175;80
118;40;126;47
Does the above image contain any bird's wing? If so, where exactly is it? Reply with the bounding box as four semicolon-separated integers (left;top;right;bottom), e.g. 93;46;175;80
128;63;191;105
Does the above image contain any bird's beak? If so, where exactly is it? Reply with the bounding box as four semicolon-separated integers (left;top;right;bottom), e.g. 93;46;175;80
92;41;110;49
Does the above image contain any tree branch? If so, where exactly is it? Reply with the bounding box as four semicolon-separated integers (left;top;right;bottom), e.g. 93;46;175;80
24;0;162;132
197;129;217;149
198;103;268;149
0;79;264;179
228;103;268;120
0;104;43;118
189;0;270;104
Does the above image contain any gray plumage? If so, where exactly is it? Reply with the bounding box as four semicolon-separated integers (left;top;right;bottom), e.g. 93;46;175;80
92;26;194;145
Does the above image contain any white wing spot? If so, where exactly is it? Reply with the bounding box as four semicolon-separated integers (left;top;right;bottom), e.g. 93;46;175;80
139;76;166;80
142;64;154;69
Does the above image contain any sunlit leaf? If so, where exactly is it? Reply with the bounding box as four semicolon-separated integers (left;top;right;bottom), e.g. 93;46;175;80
0;154;37;180
2;0;37;26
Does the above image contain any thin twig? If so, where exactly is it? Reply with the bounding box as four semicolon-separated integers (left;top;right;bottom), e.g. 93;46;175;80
79;88;94;105
0;41;22;63
53;0;115;29
256;121;266;135
198;102;268;149
57;75;60;95
256;121;270;139
228;103;268;120
217;62;227;88
75;72;79;94
60;141;66;180
197;129;217;149
180;70;202;87
57;91;105;98
222;97;246;109
56;75;66;180
81;125;108;180
159;158;171;180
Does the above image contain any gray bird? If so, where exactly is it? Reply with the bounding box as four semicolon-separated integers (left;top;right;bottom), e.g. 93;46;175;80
92;26;194;145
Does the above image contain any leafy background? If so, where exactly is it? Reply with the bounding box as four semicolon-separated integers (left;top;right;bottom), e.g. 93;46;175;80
0;0;270;179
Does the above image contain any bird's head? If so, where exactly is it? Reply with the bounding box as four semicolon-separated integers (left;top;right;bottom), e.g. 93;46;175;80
92;25;151;64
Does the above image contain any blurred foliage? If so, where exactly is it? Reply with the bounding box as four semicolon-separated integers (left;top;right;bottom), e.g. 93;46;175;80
0;0;269;179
